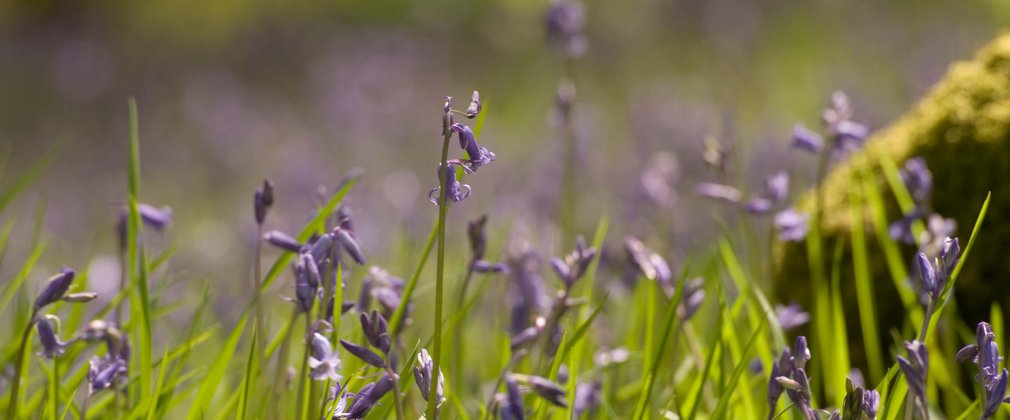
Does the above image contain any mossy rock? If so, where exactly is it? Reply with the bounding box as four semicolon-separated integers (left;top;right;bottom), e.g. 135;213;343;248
774;34;1010;362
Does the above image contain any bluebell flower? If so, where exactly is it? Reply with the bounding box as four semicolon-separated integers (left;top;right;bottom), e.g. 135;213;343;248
428;163;472;205
695;182;741;203
308;333;342;382
774;209;809;242
897;340;928;416
775;303;811;331
791;124;824;154
900;157;933;204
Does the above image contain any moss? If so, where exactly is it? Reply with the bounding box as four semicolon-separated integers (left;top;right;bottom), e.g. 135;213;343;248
774;33;1010;360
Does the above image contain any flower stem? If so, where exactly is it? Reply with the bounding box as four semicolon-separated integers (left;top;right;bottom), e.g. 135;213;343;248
452;262;476;396
427;105;454;420
253;223;267;392
386;358;406;420
295;312;311;419
6;308;37;420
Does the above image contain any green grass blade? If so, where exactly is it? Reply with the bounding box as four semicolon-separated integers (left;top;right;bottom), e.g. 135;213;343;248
712;320;766;418
850;175;883;383
237;326;258;420
390;221;437;335
925;192;991;341
187;312;249;419
633;266;688;420
144;345;172;419
685;305;723;420
0;143;61;215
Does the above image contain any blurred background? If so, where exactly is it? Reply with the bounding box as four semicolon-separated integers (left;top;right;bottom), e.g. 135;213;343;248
0;0;1008;316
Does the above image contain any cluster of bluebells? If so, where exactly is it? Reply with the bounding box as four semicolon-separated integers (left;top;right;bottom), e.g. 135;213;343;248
790;91;870;162
24;268;133;403
768;336;879;419
956;322;1010;419
508;236;597;355
694;160;808;243
315;310;400;419
429;92;494;206
624;236;705;321
913;236;960;306
271;215;366;315
888;157;958;268
768;336;815;419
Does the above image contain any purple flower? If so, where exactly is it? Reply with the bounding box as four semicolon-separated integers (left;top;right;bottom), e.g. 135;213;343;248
263;230;302;252
791;124;824;154
254;179;274;225
900;157;932;204
308;333;342;381
774;209;809;242
695;182;742;203
34;268;75;310
452;123;496;172
775;303;811;331
897;340;928;413
346;374;393;419
88;355;127;394
428;163;472;205
36;316;67;359
743;198;773;215
765;170;789;202
545;0;587;58
624;235;673;294
413;348;445;406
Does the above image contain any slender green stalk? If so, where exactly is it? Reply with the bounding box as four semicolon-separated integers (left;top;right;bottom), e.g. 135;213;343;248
427;104;453;420
452;263;476;400
386;358;406;420
6;308;37;420
272;307;300;419
254;224;267;379
81;392;91;420
295;312;312;419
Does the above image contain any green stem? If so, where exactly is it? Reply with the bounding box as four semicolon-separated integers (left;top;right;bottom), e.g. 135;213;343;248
386;359;406;420
427;106;453;420
253;224;267;394
6;308;37;420
295;312;311;419
81;392;91;420
452;263;476;403
272;307;299;419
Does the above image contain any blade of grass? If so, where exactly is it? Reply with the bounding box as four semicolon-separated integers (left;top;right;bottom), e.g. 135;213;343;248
237;326;258;420
187;312;249;419
0;143;61;215
390;221;437;336
633;266;688;420
924;192;990;341
850;175;883;383
712;320;766;418
685;303;723;420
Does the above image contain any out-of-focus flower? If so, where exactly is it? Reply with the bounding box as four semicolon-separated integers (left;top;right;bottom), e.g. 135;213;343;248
624;235;672;294
775;303;811;331
791;124;824;154
640;151;679;208
897;340;928;414
695;182;742;203
550;236;596;288
774;209;809;242
900;157;932;205
545;0;587;58
254;179;274;225
88;355;127;395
